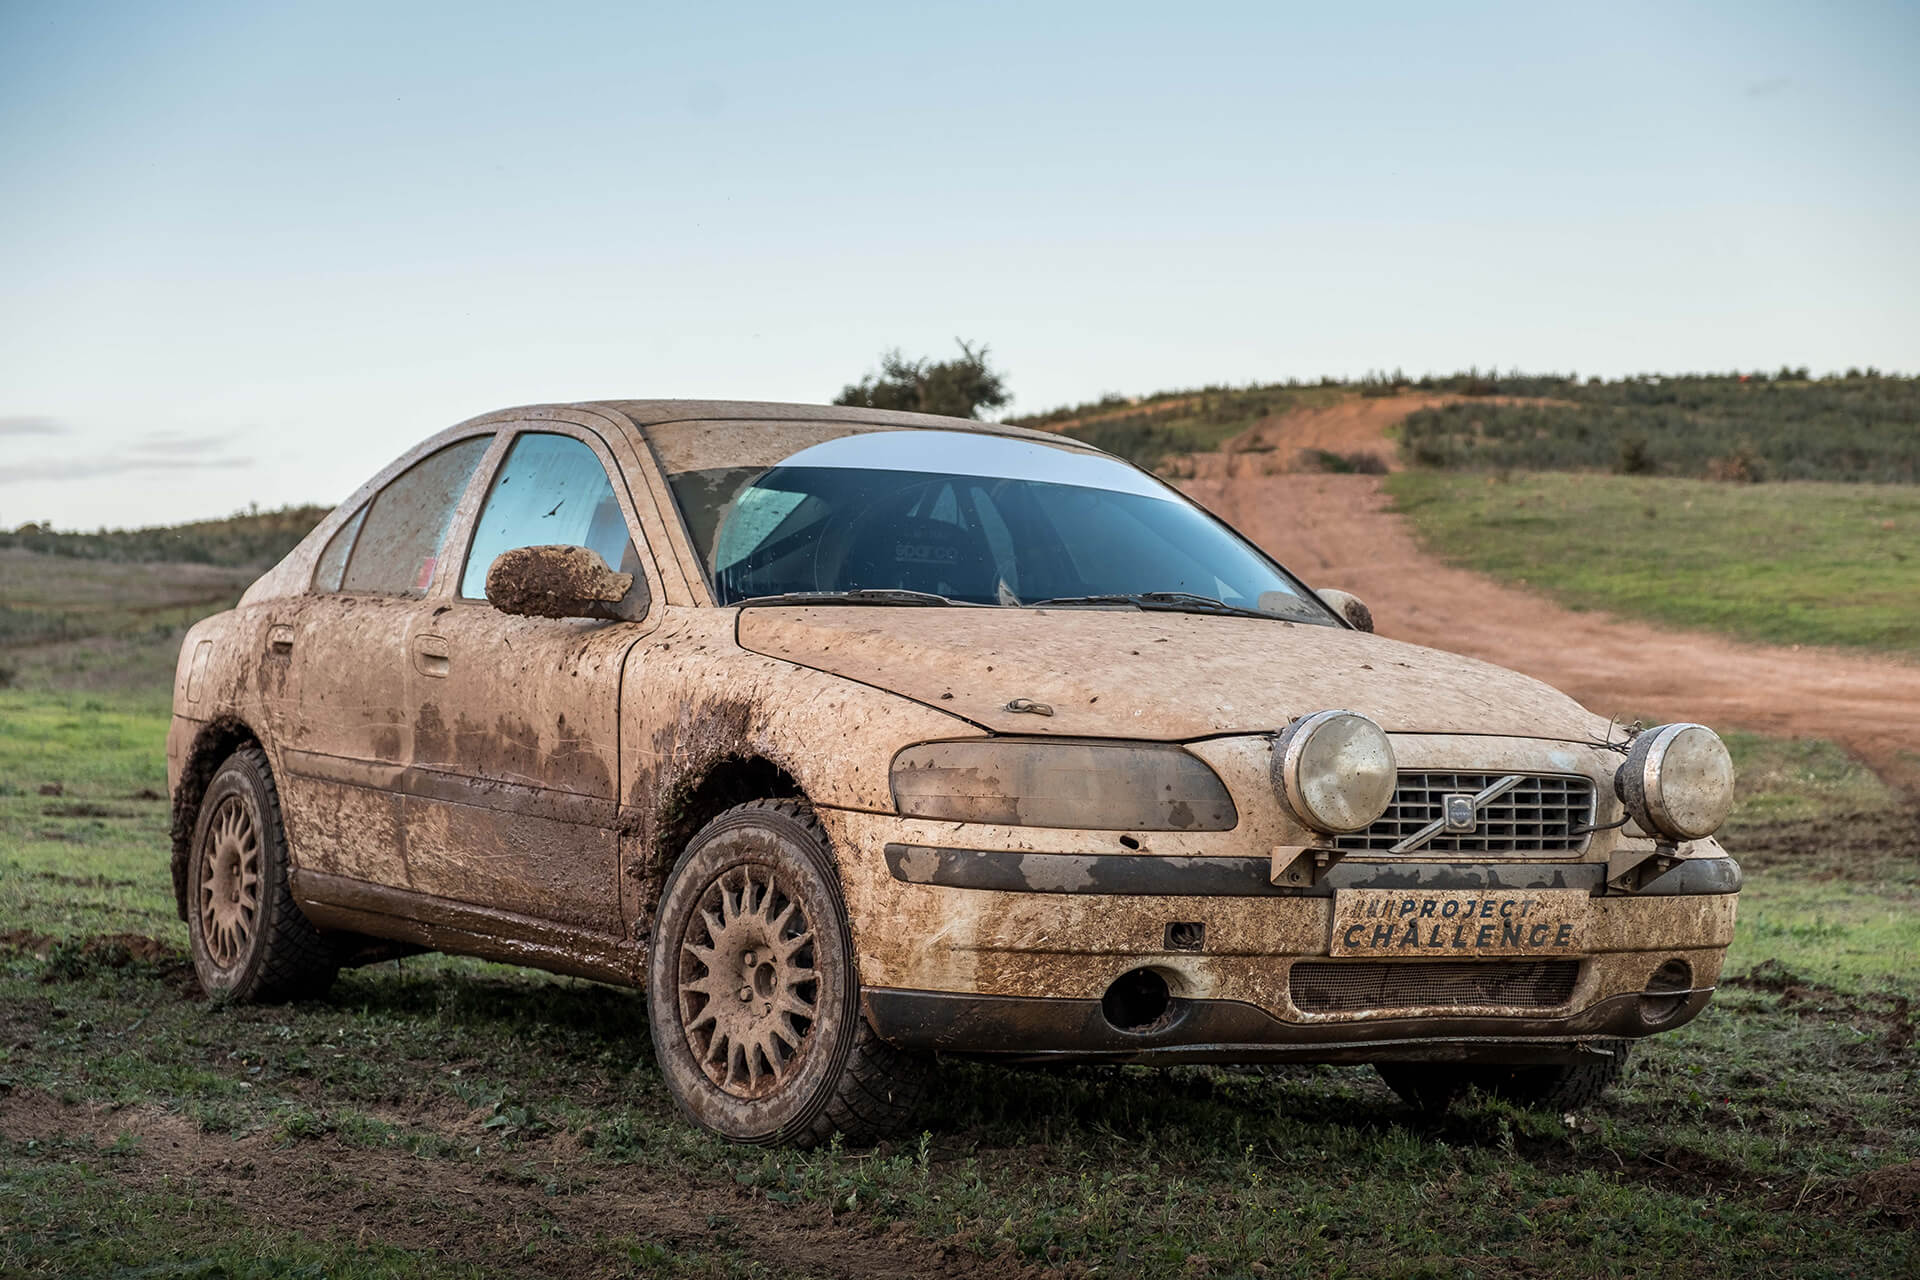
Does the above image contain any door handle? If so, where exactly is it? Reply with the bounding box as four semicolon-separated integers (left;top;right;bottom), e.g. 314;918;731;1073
266;624;295;656
412;634;451;678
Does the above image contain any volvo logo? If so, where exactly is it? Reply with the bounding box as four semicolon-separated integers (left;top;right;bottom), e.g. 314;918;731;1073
1443;793;1478;833
1391;774;1528;853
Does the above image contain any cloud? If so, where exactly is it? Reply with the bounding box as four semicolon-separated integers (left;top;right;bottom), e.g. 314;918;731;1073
0;416;67;437
0;457;255;484
128;432;233;455
1744;76;1791;98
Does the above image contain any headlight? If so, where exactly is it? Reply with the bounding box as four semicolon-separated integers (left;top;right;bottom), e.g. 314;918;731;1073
1615;722;1734;842
1271;710;1397;834
889;739;1237;831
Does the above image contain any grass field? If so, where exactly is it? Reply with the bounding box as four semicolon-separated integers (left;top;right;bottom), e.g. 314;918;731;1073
3;683;1916;1278
1385;472;1920;654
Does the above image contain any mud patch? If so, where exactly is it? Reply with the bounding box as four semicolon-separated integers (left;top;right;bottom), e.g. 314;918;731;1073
1720;806;1920;882
41;801;129;819
0;1088;1032;1279
1778;1160;1920;1228
0;929;59;957
4;931;198;995
1724;960;1915;1052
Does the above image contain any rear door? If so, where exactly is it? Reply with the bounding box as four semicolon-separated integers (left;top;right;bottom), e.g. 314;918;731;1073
396;423;664;937
267;433;497;888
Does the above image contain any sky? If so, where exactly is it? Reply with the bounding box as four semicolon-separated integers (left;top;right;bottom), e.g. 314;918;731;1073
2;0;1916;529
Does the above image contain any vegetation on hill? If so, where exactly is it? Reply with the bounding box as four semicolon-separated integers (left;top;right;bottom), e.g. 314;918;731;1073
1018;370;1920;483
1011;382;1353;468
0;504;330;568
1399;374;1920;482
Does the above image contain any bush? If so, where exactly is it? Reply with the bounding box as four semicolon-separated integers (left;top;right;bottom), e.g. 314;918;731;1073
1616;436;1656;475
1298;448;1389;475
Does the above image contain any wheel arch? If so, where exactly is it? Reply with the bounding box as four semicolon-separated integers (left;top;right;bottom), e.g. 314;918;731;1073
629;753;805;934
170;716;265;921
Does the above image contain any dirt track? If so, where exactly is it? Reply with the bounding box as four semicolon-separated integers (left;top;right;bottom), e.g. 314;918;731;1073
1178;395;1920;793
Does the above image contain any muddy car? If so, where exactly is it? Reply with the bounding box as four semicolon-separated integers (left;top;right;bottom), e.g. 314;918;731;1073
168;400;1740;1145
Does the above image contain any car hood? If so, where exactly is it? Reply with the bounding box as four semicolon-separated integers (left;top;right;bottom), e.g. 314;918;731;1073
735;607;1609;741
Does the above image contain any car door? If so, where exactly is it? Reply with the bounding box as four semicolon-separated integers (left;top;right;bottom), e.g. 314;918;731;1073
395;425;662;938
265;433;497;889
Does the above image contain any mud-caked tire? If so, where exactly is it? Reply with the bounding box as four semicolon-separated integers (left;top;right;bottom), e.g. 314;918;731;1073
1377;1043;1631;1114
648;800;929;1147
186;745;336;1003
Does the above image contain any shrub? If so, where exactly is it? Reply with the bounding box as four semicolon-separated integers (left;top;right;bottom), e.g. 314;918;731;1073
1616;436;1656;475
1298;448;1390;475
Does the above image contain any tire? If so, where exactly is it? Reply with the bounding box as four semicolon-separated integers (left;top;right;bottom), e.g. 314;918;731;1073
1377;1043;1631;1114
647;800;929;1147
185;745;336;1003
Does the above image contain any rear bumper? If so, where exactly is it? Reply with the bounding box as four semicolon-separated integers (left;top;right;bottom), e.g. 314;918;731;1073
864;983;1714;1066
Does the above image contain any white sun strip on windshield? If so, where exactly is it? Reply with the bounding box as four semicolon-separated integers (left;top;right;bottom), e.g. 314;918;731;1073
773;430;1179;502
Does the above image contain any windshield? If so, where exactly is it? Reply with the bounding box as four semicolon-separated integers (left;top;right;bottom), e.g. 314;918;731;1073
652;427;1338;625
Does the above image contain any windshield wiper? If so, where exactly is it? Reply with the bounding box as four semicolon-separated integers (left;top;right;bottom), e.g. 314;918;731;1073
732;589;959;608
1028;591;1275;620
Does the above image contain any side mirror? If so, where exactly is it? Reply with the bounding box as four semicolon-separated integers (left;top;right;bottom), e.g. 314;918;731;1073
1317;588;1374;633
485;545;649;622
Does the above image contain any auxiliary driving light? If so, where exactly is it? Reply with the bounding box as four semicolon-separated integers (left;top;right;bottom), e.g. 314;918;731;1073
1615;722;1735;843
1272;710;1397;834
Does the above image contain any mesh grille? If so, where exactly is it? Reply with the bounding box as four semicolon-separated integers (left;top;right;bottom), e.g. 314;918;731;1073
1333;772;1595;854
1289;959;1581;1014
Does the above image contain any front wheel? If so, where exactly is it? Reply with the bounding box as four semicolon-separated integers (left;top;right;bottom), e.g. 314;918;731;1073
647;800;928;1147
1377;1044;1631;1114
186;745;336;1002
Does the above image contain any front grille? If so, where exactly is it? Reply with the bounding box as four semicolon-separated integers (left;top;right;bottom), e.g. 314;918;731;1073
1333;772;1596;855
1289;959;1581;1014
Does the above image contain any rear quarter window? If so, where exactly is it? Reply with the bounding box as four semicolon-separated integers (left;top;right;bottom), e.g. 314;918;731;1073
324;437;491;596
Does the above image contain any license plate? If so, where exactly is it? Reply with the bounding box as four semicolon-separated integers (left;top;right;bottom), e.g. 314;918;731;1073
1329;888;1589;957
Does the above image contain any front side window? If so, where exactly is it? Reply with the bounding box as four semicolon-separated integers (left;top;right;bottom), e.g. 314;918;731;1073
326;437;491;596
460;433;638;599
654;427;1337;624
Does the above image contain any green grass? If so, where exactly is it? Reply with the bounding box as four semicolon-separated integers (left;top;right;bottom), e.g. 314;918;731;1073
2;686;1915;1277
1386;471;1920;652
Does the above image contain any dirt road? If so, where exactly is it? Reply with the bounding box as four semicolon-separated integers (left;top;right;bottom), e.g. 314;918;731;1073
1178;395;1920;792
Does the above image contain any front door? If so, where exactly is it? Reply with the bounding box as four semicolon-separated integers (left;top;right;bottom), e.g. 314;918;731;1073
397;427;659;938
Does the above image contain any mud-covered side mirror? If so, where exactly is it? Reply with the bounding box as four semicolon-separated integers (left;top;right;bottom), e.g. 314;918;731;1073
1317;587;1374;633
485;545;649;622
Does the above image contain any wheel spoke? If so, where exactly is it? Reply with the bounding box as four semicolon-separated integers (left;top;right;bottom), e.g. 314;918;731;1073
678;854;828;1100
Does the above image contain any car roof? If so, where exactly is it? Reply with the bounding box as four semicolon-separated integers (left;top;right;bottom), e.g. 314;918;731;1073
479;399;1085;449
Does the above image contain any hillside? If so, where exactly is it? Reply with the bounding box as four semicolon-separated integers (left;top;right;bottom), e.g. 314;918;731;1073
0;507;329;695
0;503;331;567
1017;370;1920;482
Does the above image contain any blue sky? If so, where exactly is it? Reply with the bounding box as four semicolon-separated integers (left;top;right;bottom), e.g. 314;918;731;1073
3;0;1916;528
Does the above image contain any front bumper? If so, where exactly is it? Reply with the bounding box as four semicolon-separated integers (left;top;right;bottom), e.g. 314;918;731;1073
862;982;1718;1066
825;810;1738;1065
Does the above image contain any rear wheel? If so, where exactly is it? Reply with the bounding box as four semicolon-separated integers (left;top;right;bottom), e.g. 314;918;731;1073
1377;1044;1631;1113
648;800;928;1147
186;745;336;1002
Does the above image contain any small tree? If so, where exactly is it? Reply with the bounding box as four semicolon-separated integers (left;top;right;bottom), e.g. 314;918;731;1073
834;339;1010;419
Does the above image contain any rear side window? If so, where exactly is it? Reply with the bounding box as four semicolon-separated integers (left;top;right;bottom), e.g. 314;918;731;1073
459;433;638;599
312;506;368;593
328;437;491;596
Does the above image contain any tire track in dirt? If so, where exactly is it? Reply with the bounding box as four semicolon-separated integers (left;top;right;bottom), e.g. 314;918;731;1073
1177;396;1920;793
